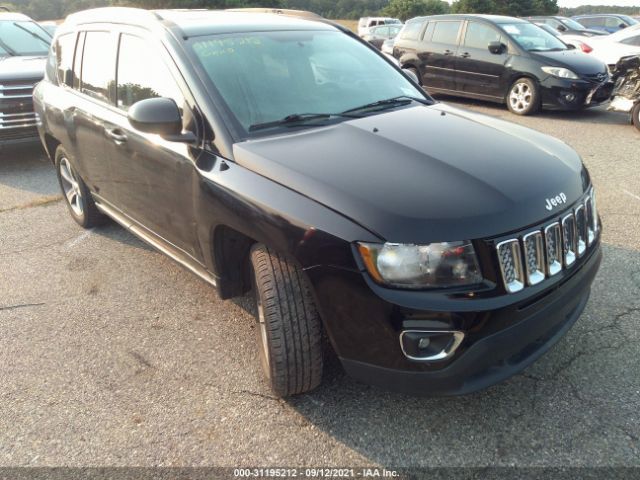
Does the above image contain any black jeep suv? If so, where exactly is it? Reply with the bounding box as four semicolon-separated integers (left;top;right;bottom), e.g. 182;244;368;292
0;11;51;146
35;8;601;397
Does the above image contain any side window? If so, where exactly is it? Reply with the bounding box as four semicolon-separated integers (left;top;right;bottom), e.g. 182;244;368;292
81;31;116;103
116;34;185;112
55;33;76;86
432;21;462;45
464;22;501;49
579;18;595;27
605;17;622;28
400;21;424;40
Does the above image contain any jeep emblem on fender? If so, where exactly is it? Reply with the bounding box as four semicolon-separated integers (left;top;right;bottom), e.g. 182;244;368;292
545;192;568;211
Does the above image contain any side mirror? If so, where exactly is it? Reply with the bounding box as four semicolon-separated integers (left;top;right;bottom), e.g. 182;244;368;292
566;43;576;50
128;97;195;143
557;24;567;32
488;41;505;54
619;23;627;29
63;69;73;86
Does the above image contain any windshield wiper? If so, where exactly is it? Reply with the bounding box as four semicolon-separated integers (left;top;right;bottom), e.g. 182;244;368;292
249;112;360;132
529;47;566;52
13;22;51;47
342;95;429;115
0;38;16;56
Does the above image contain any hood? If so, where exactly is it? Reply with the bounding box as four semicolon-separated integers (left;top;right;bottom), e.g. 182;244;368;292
233;104;589;244
531;49;607;75
0;55;46;82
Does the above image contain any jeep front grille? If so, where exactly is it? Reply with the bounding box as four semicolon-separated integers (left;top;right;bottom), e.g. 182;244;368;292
496;189;599;293
0;81;39;133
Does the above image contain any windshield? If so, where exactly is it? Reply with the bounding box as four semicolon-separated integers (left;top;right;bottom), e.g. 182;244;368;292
190;30;426;136
559;17;587;30
620;15;638;25
502;23;568;52
0;20;51;56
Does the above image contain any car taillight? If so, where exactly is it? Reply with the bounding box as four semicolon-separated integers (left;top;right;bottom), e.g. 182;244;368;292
579;42;593;54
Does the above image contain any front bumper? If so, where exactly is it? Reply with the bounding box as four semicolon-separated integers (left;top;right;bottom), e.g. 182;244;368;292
307;241;601;396
540;76;613;110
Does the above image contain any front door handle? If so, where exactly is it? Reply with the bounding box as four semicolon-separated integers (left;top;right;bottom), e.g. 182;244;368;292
459;52;471;58
105;127;127;143
444;49;454;56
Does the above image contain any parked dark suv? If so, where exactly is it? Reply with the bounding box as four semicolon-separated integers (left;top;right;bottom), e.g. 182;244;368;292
35;8;601;397
394;14;612;115
0;11;51;146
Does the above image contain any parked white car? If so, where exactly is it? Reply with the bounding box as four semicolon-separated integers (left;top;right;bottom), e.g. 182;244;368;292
584;24;640;68
357;17;401;37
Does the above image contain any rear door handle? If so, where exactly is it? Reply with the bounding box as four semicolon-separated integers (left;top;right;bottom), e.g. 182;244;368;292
105;127;127;143
444;49;454;56
459;52;471;58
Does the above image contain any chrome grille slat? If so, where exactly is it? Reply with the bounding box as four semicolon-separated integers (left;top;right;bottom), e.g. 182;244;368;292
496;189;598;294
0;81;38;134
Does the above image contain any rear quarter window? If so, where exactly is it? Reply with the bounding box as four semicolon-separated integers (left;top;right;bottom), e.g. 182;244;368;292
399;21;424;40
55;33;76;86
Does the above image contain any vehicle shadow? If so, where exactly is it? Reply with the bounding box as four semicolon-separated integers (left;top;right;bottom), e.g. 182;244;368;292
282;242;640;467
435;94;630;126
0;143;60;198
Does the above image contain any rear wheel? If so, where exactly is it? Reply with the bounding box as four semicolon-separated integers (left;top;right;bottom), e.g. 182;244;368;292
507;78;540;116
632;102;640;132
55;146;105;228
250;244;323;397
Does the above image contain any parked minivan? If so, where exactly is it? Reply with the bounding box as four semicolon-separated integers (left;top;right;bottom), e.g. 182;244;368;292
572;14;638;34
35;8;601;397
394;14;612;115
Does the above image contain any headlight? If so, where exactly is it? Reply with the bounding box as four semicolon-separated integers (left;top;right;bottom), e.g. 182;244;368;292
541;66;579;79
357;241;482;289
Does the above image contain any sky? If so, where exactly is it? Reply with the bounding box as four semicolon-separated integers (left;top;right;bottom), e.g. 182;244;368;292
557;0;640;6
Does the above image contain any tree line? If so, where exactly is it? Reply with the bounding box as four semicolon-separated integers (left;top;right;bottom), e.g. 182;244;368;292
3;0;637;23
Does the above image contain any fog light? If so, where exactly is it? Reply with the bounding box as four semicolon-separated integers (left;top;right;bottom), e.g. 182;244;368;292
565;93;576;102
400;330;464;362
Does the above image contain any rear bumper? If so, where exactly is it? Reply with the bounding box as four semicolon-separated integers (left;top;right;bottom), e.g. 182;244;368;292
540;76;613;110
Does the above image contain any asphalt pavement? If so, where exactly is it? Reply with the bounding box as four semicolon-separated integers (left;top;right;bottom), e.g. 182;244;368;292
0;101;639;469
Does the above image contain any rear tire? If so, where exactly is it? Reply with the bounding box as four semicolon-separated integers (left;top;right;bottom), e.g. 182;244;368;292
506;77;540;116
250;244;323;397
632;102;640;132
55;146;105;228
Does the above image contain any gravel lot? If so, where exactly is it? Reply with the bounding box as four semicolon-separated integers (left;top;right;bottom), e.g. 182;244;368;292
1;101;639;469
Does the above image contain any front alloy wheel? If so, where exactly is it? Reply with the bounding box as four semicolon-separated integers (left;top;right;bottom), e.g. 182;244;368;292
507;78;540;116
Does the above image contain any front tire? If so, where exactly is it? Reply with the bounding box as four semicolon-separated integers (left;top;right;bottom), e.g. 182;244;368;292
507;78;540;116
250;244;323;397
55;146;105;228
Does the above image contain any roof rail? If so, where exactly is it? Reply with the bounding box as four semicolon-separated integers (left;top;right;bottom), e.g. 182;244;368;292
65;7;162;27
225;8;323;20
